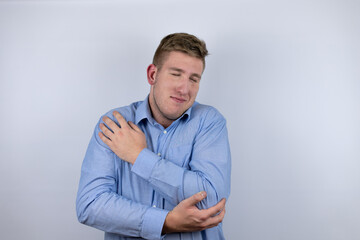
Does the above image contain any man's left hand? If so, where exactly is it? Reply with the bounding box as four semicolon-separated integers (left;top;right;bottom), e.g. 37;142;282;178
99;111;147;164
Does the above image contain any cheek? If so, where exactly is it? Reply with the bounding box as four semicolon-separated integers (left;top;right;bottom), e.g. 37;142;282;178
190;85;199;97
154;80;170;94
158;78;173;90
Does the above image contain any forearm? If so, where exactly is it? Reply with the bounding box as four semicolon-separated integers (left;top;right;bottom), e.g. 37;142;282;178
131;149;230;208
131;114;231;208
76;185;167;239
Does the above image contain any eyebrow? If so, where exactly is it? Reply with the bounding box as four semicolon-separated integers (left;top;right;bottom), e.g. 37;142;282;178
169;67;202;79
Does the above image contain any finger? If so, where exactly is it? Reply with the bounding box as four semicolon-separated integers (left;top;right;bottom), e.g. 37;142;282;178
102;116;120;133
202;206;226;229
99;123;114;139
213;205;226;217
213;206;225;220
128;121;142;132
113;111;128;129
212;206;226;224
183;191;207;207
98;131;112;146
202;198;226;218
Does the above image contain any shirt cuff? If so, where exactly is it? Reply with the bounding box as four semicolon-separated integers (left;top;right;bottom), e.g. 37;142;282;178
141;206;169;240
132;148;160;180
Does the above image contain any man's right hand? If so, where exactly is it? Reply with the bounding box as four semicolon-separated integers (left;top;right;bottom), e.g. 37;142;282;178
162;191;226;234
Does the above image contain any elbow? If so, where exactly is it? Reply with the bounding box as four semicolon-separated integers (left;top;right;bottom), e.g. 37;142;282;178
197;179;226;209
77;208;88;225
76;202;89;225
199;173;231;209
76;195;95;225
203;185;220;207
76;191;111;226
203;174;230;205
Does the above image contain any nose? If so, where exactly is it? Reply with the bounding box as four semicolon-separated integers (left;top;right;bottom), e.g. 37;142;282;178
175;76;190;95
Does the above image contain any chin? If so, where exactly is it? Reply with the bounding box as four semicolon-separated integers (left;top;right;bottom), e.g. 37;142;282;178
166;114;182;121
164;110;184;120
164;105;191;119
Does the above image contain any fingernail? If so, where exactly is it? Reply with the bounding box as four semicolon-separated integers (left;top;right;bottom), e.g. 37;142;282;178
198;191;204;197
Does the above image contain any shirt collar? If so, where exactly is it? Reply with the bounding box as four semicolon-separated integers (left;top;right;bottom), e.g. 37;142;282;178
135;96;153;125
135;95;195;126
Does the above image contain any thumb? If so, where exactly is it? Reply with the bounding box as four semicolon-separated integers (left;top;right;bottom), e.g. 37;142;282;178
183;191;207;207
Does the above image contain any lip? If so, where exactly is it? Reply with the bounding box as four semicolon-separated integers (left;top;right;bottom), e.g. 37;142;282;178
170;96;186;103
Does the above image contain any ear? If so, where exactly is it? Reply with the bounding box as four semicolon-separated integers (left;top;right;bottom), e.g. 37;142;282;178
147;64;157;85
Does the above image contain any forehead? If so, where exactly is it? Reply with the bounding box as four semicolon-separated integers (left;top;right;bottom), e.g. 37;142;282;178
161;51;204;74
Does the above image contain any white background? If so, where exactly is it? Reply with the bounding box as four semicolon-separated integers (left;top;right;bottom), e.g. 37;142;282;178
0;0;359;239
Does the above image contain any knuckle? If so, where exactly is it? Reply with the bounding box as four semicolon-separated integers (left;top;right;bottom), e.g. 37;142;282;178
194;218;202;224
199;222;207;229
106;128;111;134
199;216;207;222
194;194;202;202
113;128;120;135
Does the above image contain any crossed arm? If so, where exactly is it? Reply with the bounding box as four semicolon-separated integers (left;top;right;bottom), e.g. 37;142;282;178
98;111;226;233
77;110;230;238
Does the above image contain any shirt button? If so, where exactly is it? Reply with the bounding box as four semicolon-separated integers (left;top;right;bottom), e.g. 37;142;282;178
163;130;167;134
157;153;161;156
152;205;156;208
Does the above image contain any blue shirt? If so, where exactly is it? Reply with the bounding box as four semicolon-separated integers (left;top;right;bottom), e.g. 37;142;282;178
76;96;231;240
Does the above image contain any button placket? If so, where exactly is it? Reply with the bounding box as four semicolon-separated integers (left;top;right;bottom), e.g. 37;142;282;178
157;128;168;159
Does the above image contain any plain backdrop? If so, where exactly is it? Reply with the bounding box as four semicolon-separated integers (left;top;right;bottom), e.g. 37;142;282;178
0;0;359;239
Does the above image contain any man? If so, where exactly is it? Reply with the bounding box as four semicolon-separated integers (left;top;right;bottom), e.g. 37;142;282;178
76;33;231;239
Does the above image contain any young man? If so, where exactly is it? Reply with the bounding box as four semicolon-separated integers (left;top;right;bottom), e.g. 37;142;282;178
76;33;231;240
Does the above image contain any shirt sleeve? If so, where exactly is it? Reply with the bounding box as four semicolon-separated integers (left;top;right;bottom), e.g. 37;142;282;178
131;108;231;209
76;117;168;240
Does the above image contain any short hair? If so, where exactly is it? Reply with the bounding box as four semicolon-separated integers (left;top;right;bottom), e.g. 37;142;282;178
152;33;209;70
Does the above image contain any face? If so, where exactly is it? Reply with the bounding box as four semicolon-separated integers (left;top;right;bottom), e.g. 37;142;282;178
147;51;204;128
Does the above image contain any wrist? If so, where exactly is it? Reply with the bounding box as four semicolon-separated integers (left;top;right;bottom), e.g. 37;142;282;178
162;211;175;234
130;147;145;165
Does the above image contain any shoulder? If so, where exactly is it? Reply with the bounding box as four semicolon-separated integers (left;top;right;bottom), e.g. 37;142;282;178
189;103;228;140
100;100;142;122
191;102;226;123
91;100;143;149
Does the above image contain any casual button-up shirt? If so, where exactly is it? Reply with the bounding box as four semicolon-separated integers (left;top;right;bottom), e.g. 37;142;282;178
76;96;231;240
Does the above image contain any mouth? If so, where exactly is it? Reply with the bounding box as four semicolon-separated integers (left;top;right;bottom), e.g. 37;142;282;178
170;96;186;103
